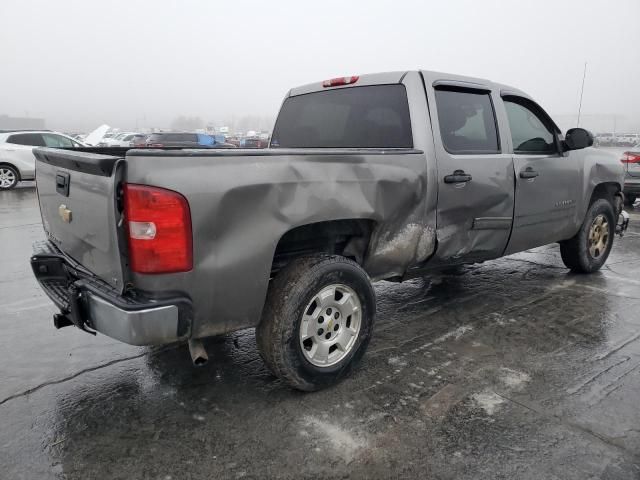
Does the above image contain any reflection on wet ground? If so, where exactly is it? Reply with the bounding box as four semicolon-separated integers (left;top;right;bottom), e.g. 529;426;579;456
1;187;640;479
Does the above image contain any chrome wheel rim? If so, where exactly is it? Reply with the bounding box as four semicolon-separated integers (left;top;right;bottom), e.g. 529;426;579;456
588;214;609;259
299;284;362;368
0;168;16;188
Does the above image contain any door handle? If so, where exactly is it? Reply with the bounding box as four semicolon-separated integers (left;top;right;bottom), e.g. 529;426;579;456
444;170;472;184
519;167;539;179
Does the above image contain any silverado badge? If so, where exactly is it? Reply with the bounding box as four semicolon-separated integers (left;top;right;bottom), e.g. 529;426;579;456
58;204;72;223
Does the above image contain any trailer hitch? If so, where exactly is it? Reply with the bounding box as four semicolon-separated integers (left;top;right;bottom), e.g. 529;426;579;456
63;283;96;336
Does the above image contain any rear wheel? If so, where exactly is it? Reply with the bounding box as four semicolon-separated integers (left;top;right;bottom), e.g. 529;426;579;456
257;254;375;391
0;166;18;190
560;198;615;273
624;194;636;206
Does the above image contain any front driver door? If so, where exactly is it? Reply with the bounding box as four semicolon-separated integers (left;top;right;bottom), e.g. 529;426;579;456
501;96;581;255
427;83;515;265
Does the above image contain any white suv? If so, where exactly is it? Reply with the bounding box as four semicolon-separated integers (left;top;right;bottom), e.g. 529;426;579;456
0;130;85;190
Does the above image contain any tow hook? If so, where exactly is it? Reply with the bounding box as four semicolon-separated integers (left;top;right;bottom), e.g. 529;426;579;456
616;210;630;237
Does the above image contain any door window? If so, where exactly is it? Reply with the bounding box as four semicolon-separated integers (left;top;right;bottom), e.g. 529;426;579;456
434;88;500;154
6;133;45;146
42;134;75;148
503;98;556;154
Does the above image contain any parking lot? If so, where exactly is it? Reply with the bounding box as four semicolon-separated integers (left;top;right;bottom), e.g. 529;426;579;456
0;184;638;479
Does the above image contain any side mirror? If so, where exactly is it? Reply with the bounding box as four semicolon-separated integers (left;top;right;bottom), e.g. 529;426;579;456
564;128;594;151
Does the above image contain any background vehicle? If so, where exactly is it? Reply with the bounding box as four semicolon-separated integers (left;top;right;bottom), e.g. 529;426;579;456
621;144;640;205
617;134;640;147
0;130;84;189
31;71;628;391
96;132;117;146
99;132;137;147
112;133;140;147
239;137;263;148
224;136;241;147
130;134;148;147
145;132;235;148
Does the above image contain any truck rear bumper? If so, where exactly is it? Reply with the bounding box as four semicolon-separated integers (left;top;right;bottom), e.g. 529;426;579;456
623;179;640;195
30;241;192;346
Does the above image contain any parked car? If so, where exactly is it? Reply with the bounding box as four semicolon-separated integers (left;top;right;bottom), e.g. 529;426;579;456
99;132;137;147
31;70;629;391
621;144;640;205
112;133;140;147
96;132;117;146
617;134;640;147
225;136;241;147
239;136;269;148
0;130;84;190
239;137;263;148
129;134;148;147
145;132;235;148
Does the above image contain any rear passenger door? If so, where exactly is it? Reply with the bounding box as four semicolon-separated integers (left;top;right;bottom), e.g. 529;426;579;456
428;84;515;264
501;96;581;254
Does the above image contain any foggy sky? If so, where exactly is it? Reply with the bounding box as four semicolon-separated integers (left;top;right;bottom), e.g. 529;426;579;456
1;0;639;133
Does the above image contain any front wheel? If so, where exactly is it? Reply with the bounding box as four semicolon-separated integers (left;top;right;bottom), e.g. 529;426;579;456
257;254;376;391
0;166;19;190
560;198;615;273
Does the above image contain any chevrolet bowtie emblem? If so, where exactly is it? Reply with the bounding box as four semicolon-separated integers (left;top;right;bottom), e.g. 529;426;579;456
58;204;72;223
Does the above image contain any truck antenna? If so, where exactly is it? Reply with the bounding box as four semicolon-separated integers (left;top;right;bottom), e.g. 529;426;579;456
577;62;587;127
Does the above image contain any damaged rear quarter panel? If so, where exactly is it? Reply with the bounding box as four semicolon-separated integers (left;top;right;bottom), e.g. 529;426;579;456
125;149;431;337
572;147;625;231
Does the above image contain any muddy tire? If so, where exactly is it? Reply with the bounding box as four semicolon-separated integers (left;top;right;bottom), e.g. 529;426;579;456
0;165;19;190
256;254;375;391
560;198;615;273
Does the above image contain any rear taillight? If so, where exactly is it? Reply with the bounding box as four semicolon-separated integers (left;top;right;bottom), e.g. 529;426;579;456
322;75;359;88
123;184;192;274
621;152;640;164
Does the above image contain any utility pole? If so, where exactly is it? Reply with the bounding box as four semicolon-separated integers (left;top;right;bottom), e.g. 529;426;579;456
577;62;587;127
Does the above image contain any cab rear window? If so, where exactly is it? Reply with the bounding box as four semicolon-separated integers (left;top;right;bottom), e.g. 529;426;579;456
271;84;413;148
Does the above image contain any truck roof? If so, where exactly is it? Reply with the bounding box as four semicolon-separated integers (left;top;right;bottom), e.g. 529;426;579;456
287;70;553;132
287;70;531;101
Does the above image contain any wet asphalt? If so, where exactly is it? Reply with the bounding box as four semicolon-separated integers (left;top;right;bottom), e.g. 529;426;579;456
1;184;640;480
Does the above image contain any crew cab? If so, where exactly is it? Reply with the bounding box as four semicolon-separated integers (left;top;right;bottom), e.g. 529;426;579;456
30;71;629;391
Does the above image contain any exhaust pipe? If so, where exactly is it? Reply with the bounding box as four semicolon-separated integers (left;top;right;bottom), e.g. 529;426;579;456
188;339;208;366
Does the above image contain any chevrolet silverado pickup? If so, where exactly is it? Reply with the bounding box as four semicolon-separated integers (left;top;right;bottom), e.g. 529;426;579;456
31;70;629;391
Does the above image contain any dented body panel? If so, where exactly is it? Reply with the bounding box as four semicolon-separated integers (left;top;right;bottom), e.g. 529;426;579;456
125;148;431;337
31;70;626;344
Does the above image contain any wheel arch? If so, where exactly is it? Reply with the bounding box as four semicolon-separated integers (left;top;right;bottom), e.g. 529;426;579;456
589;181;623;215
0;162;21;181
270;218;377;277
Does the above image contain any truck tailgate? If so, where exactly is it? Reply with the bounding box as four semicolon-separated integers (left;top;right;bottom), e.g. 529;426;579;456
33;148;126;291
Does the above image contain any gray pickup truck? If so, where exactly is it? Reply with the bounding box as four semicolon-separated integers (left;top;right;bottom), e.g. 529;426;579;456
31;70;629;391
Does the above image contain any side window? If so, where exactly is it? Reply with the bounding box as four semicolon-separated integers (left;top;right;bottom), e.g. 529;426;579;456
6;133;45;146
434;88;500;154
503;99;556;154
42;134;74;148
